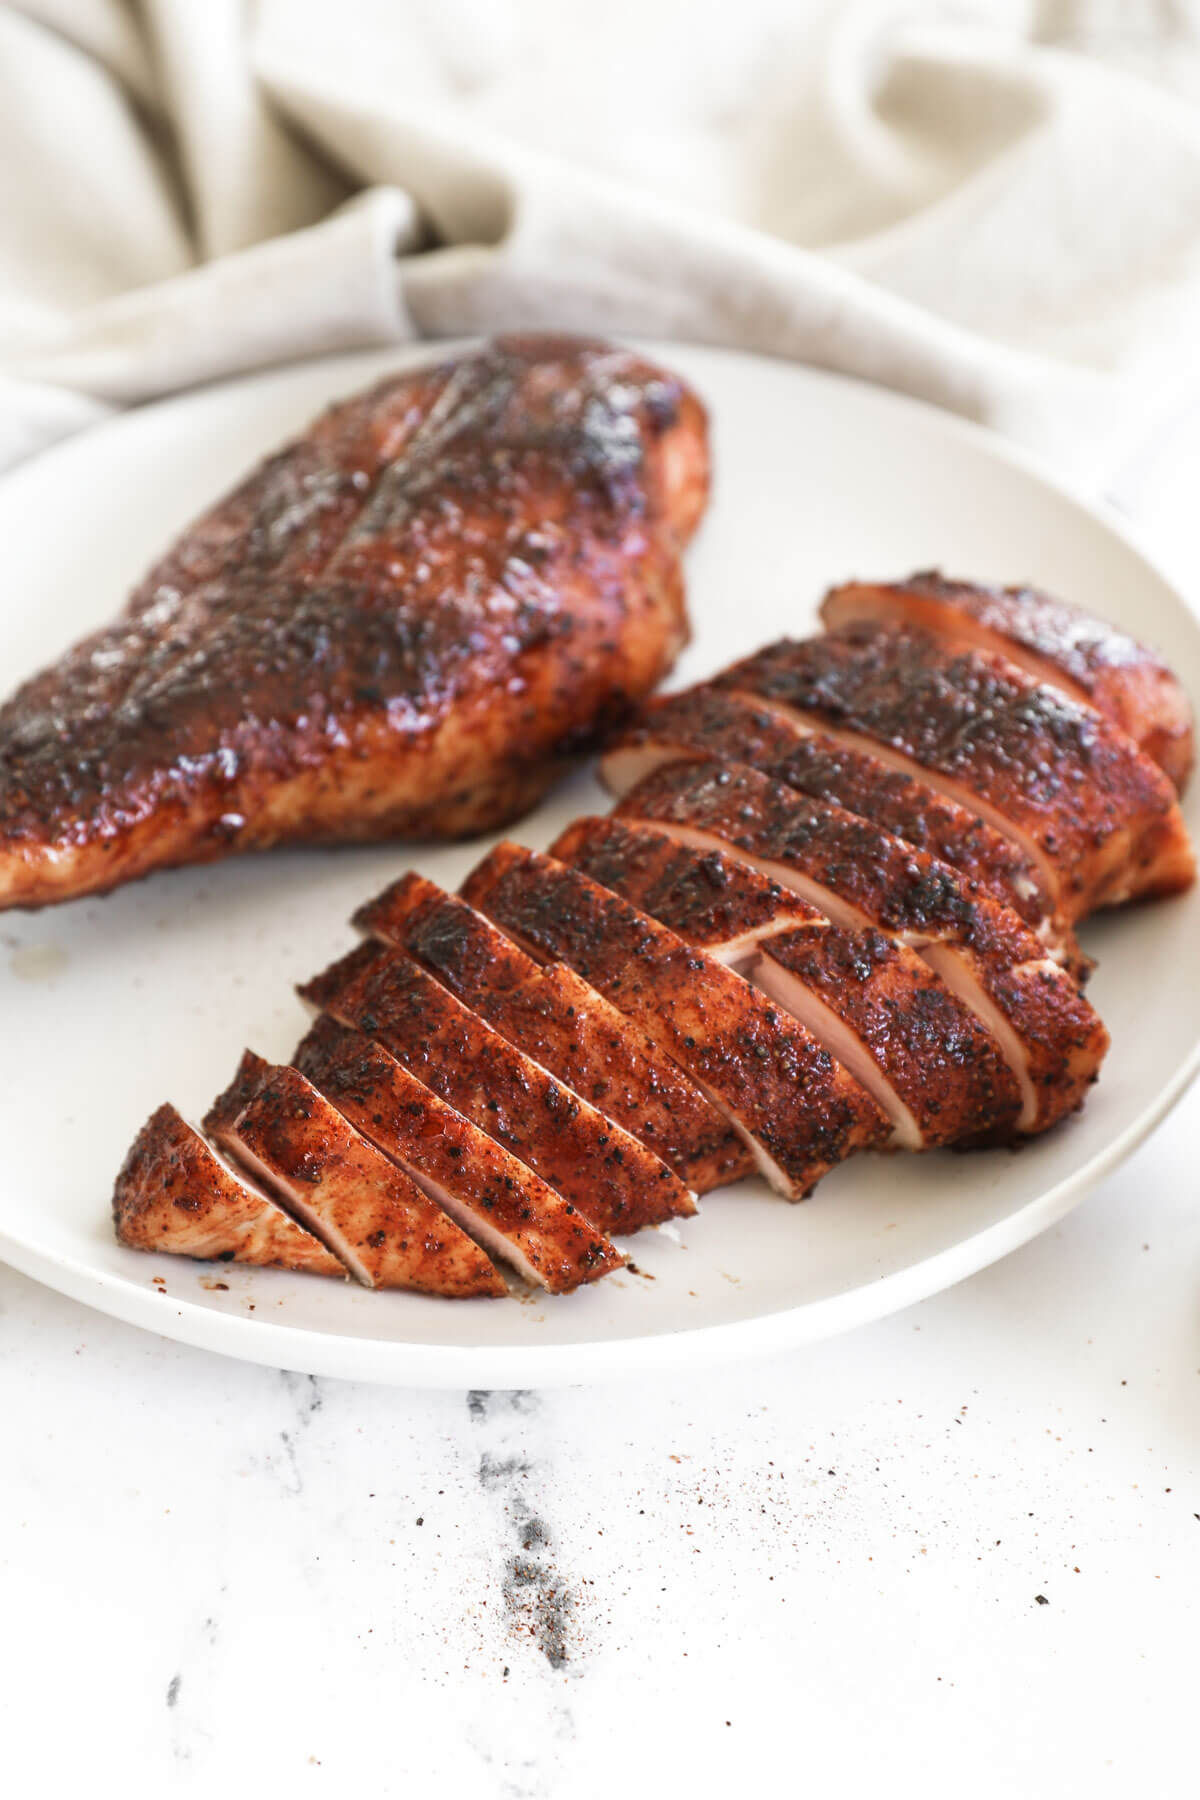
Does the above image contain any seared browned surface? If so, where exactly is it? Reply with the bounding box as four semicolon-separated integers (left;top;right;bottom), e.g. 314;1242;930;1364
356;871;534;986
617;761;1029;948
355;872;695;1218
756;929;1023;1149
0;335;708;911
300;941;675;1236
552;816;1021;1148
550;814;822;966
601;686;1051;938
716;624;1194;923
210;1056;506;1296
461;841;890;1198
823;573;1195;791
616;760;1109;1133
112;1101;345;1276
298;939;382;1017
293;1016;618;1292
203;1046;272;1138
359;871;722;1197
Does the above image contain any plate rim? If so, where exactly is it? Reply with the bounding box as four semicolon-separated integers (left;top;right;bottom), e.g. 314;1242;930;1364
1;336;1196;1387
2;1036;1196;1387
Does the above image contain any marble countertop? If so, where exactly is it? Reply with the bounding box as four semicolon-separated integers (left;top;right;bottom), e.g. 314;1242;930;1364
5;440;1200;1800
5;1092;1197;1796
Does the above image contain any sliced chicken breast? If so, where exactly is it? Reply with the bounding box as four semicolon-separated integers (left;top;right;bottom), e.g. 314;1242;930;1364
461;841;891;1199
549;814;823;969
550;816;1021;1148
715;624;1195;924
299;942;679;1236
293;1015;624;1293
616;760;1109;1134
356;872;535;987
753;928;1022;1150
205;1053;506;1296
600;685;1054;944
113;1101;346;1277
357;871;726;1198
822;572;1194;791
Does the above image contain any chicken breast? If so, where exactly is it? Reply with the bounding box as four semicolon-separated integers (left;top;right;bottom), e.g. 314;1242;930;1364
550;816;1022;1148
293;1015;623;1293
616;760;1109;1134
358;871;725;1198
461;842;890;1198
753;929;1022;1150
112;1101;345;1277
205;1052;506;1296
0;336;707;911
601;686;1055;947
355;872;696;1219
299;941;680;1235
716;624;1194;924
822;572;1194;791
550;814;823;969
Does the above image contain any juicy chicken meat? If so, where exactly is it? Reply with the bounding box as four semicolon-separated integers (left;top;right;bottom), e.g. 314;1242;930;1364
205;1052;505;1295
716;624;1194;925
293;1016;619;1293
822;572;1195;791
299;940;679;1236
550;814;822;967
113;1102;345;1277
461;842;890;1198
0;335;708;911
753;929;1023;1150
602;686;1051;940
357;871;734;1194
353;874;696;1218
616;761;1109;1134
552;816;1022;1149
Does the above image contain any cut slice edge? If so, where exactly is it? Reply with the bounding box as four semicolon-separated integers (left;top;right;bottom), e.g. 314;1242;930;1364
350;872;699;1223
461;840;891;1200
821;574;1195;792
360;869;734;1194
618;813;1093;1134
111;1101;347;1279
549;812;827;971
598;691;1092;975
211;1055;508;1297
750;951;922;1150
558;815;1022;1149
291;1015;626;1293
294;967;631;1283
719;687;1062;924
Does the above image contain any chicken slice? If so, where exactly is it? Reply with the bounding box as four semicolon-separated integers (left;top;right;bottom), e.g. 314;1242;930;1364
715;624;1195;924
204;1052;506;1296
753;929;1022;1150
615;760;1108;1135
298;942;667;1238
551;816;1021;1149
293;1015;622;1293
357;871;724;1200
113;1102;346;1277
356;874;535;986
822;572;1194;792
549;814;823;969
601;686;1053;943
461;842;890;1199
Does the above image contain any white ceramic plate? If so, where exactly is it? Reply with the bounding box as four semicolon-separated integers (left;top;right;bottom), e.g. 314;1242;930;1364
1;342;1197;1387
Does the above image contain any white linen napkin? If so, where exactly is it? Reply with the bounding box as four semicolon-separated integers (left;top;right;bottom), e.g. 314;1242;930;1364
6;0;1200;482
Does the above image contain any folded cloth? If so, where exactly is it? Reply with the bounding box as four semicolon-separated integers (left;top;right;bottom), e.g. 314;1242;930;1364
6;0;1200;481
